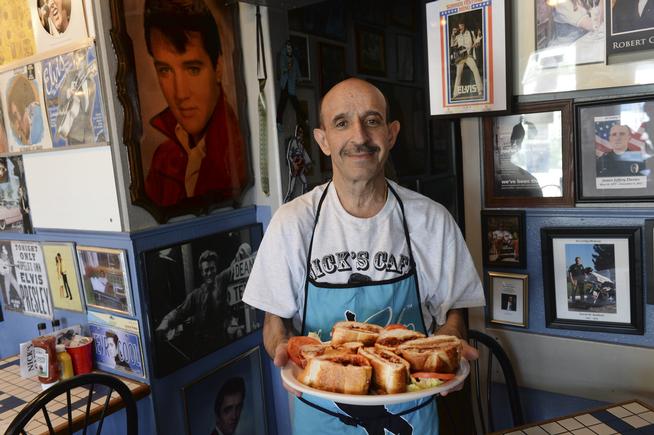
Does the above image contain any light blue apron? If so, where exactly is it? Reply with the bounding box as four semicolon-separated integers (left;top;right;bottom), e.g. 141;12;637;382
293;182;439;435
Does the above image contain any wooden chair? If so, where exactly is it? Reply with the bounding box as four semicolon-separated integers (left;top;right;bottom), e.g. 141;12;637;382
6;373;137;435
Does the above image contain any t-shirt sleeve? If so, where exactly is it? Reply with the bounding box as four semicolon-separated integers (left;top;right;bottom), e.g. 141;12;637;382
242;207;307;320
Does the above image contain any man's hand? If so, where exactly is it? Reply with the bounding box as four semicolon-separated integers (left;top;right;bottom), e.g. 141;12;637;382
264;313;302;397
273;340;302;397
440;340;478;397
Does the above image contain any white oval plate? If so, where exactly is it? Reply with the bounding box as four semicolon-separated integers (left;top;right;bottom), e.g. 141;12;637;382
281;358;470;406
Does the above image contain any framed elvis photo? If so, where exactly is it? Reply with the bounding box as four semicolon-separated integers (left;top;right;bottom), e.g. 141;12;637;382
109;0;252;222
483;100;574;208
182;347;268;435
425;0;511;117
481;210;526;269
541;227;643;335
576;98;654;202
487;271;528;328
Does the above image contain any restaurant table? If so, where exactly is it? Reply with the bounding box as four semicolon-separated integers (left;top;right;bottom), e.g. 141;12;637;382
0;354;150;434
490;400;654;435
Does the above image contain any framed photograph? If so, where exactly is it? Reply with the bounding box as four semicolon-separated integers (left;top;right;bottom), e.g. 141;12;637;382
76;246;132;316
396;34;414;82
487;271;528;328
289;32;310;82
318;42;346;96
534;0;605;67
109;0;252;222
356;26;386;76
42;242;84;313
425;0;510;117
142;224;263;378
182;347;268;435
481;210;526;269
576;98;654;202
606;0;654;56
88;310;145;378
541;227;643;334
483;100;574;208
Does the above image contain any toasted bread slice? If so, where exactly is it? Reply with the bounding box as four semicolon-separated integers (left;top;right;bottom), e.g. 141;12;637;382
375;328;426;352
297;354;372;395
358;347;410;394
331;321;382;346
397;335;462;373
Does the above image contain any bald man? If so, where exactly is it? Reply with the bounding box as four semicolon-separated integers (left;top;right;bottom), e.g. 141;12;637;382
596;124;647;177
243;78;485;435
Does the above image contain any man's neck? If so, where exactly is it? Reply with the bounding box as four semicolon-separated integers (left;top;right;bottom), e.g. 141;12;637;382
332;176;388;218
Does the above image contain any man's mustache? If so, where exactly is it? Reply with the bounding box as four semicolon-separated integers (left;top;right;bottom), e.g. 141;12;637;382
340;143;380;156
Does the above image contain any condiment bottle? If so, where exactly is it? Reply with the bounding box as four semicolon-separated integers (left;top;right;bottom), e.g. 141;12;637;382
56;344;74;380
31;334;59;387
37;322;47;336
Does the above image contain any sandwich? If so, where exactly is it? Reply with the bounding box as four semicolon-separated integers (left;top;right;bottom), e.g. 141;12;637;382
330;321;383;346
358;347;411;394
375;328;426;352
297;354;372;395
396;335;462;374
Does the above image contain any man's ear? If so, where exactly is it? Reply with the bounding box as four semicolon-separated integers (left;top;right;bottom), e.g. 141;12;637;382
388;120;400;149
314;128;331;156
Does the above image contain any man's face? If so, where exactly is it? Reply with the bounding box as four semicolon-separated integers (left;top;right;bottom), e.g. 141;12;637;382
149;29;221;143
200;260;217;286
314;79;399;186
10;103;28;139
458;23;465;32
609;125;630;154
106;338;117;359
216;392;244;435
49;0;69;32
576;258;582;265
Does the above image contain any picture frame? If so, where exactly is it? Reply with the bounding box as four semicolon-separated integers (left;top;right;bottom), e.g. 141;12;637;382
142;223;263;378
541;227;643;334
425;0;511;117
289;32;311;82
108;0;252;223
481;210;527;269
487;271;528;328
644;219;654;305
42;242;85;313
356;26;386;76
318;42;346;96
605;0;654;57
76;246;133;316
483;100;574;208
182;346;268;435
396;34;414;82
534;0;605;68
576;97;654;202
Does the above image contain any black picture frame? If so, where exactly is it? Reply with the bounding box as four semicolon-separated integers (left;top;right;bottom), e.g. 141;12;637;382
487;271;528;328
644;219;654;305
182;346;268;435
355;25;386;77
481;210;526;269
606;0;654;57
576;97;654;203
142;223;263;378
541;227;643;335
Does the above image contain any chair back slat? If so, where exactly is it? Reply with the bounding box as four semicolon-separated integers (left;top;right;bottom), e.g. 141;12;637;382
41;406;54;434
67;389;73;431
95;388;114;435
83;383;95;435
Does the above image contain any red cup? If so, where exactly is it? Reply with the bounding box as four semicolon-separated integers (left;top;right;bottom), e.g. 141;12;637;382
66;337;94;375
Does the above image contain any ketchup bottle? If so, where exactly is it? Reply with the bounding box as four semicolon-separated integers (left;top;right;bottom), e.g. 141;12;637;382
32;326;59;387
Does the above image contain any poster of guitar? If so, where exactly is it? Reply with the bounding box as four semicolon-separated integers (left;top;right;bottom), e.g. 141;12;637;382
426;0;510;116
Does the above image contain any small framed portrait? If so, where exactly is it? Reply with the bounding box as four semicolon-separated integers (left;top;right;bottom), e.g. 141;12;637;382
289;32;311;82
483;100;574;208
142;224;263;378
42;242;84;313
76;246;133;316
541;227;643;334
606;0;654;57
425;0;511;117
488;271;528;328
182;347;268;435
576;98;654;202
355;26;386;76
481;210;526;269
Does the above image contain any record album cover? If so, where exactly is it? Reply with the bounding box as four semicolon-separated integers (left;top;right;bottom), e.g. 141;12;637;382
29;0;89;53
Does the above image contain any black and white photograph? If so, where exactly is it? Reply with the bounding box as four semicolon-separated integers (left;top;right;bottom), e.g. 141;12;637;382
0;156;34;234
77;246;133;315
182;347;268;435
481;210;526;268
143;224;263;378
488;271;528;328
577;98;654;202
535;0;605;67
541;227;643;334
606;0;654;55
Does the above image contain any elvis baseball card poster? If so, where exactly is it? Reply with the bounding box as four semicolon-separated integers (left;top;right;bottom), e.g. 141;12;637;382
143;223;263;378
29;0;89;53
426;0;509;116
88;310;145;378
42;45;107;147
0;63;52;153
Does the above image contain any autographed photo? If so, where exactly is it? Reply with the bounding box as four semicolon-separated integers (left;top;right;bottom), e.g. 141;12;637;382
42;45;107;147
183;347;267;435
143;224;263;377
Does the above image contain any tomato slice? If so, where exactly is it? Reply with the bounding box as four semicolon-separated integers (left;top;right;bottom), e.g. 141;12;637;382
384;323;408;331
412;372;456;381
287;336;321;367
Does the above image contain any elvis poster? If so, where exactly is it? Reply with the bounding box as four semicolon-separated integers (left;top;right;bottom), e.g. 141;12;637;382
0;156;33;234
88;310;145;378
42;45;107;147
